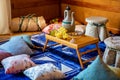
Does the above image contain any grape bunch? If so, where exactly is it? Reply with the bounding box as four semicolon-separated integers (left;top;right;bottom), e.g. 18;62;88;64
50;26;69;39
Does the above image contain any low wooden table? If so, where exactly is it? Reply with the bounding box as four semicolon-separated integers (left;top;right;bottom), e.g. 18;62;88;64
43;34;101;69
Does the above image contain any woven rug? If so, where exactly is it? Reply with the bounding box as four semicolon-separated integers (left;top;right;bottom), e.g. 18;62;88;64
31;32;106;78
31;52;81;79
31;33;106;62
0;52;80;80
0;33;106;80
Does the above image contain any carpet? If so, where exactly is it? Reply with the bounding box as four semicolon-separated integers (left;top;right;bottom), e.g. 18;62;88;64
31;33;106;62
31;52;81;79
0;33;106;80
31;32;106;79
0;51;80;80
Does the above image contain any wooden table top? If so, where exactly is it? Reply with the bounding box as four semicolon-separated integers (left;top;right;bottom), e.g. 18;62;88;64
45;34;99;49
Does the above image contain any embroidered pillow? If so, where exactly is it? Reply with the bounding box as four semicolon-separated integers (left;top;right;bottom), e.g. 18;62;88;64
0;38;33;55
24;63;65;80
1;54;36;74
73;56;120;80
42;23;62;34
0;50;12;62
11;35;34;48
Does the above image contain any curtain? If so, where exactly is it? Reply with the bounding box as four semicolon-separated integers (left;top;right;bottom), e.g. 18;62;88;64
0;0;11;34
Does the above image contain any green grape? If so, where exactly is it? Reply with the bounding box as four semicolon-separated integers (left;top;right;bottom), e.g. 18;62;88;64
63;33;69;39
58;27;67;33
50;30;57;36
55;32;62;38
51;26;68;39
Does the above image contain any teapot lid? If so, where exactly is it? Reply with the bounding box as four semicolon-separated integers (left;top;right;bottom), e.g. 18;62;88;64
66;6;71;10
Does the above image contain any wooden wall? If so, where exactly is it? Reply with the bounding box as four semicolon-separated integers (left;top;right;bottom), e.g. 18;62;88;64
11;0;120;34
61;0;120;34
11;0;61;22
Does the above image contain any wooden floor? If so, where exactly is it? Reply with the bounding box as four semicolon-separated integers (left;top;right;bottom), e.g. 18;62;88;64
0;32;41;42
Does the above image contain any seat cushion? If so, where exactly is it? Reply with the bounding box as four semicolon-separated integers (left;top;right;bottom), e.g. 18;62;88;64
104;36;120;50
73;56;120;80
86;16;108;24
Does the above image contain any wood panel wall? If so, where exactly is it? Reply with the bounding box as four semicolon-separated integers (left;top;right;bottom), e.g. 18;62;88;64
61;0;120;34
11;0;120;34
11;0;61;22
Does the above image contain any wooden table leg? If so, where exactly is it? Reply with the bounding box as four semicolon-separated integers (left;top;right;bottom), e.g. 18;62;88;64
96;43;101;57
76;48;84;69
43;39;48;52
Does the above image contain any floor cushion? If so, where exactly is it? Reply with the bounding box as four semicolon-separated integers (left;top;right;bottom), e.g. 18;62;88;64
10;16;47;32
11;35;34;48
0;37;33;55
1;54;36;74
108;65;120;77
42;23;62;34
0;50;12;62
24;63;65;80
73;56;120;80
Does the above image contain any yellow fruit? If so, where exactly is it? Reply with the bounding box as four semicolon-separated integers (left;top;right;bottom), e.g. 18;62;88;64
63;33;69;39
59;27;67;32
55;32;62;39
49;26;68;39
50;30;57;36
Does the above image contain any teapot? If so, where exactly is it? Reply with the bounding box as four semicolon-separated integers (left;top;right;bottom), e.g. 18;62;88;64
62;6;75;32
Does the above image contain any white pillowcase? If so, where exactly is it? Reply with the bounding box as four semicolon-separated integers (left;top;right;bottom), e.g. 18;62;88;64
1;54;36;74
24;63;65;80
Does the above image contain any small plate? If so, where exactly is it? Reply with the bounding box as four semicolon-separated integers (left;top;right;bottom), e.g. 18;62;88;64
68;31;84;38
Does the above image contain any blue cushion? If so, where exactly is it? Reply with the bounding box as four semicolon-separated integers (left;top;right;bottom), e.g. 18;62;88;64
11;35;34;48
0;37;33;55
73;56;120;80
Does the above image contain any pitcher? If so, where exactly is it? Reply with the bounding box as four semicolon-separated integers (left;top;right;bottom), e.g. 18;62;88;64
62;6;75;32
